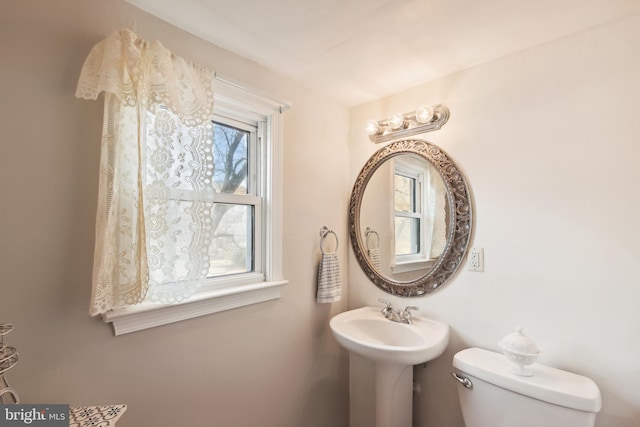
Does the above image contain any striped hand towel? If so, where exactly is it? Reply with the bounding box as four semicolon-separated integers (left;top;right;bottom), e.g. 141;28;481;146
368;247;382;270
317;252;342;303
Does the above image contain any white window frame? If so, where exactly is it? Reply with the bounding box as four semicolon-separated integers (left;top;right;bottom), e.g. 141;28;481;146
200;114;261;283
103;76;290;335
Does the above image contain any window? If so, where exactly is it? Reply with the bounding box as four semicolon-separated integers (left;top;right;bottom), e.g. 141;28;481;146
103;78;289;335
206;119;255;278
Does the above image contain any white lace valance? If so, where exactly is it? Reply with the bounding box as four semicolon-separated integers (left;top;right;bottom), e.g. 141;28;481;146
76;30;219;315
76;29;215;126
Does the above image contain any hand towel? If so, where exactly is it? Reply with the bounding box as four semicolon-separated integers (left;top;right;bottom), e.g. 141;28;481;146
317;252;342;303
368;247;382;270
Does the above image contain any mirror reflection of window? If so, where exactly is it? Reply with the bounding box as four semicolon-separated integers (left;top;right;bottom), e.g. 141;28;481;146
394;171;421;256
391;155;447;274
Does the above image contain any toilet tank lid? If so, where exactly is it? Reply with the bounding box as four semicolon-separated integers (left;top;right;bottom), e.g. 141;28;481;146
453;348;601;413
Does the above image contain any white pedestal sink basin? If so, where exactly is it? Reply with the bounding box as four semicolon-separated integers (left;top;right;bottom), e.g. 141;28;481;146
330;306;449;427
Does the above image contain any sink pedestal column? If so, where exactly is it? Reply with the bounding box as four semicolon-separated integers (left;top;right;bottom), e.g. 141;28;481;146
375;362;413;427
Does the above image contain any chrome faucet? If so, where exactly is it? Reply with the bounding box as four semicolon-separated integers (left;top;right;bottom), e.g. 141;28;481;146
378;299;419;324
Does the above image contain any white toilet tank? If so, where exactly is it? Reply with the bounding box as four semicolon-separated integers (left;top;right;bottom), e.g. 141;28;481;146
452;348;601;427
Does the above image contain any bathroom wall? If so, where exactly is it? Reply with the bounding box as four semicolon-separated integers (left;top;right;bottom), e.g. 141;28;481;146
0;1;350;426
349;12;640;427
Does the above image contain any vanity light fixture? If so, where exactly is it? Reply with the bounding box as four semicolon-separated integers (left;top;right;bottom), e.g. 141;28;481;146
366;104;450;143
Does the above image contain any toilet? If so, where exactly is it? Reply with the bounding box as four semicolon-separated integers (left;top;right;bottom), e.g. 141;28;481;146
452;348;601;427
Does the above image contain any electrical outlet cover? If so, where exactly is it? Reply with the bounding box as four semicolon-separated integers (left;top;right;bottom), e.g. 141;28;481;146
468;247;484;272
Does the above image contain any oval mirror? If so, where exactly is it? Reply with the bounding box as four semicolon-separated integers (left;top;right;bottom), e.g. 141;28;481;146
349;139;472;296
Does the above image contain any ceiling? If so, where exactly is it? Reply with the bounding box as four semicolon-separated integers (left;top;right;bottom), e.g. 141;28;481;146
126;0;640;107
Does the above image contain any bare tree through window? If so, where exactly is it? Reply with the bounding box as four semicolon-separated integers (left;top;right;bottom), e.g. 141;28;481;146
208;121;253;277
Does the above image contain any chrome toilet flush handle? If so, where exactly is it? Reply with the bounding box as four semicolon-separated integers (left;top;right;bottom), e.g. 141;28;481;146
451;372;473;389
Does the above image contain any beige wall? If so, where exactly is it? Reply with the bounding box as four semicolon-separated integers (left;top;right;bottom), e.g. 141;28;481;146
349;12;640;427
0;1;350;426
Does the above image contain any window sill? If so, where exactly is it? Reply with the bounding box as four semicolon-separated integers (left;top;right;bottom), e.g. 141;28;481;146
103;280;288;335
391;259;434;274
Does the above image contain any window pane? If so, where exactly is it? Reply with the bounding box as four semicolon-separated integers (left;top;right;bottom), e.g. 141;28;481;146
395;174;414;212
212;121;249;195
395;217;420;255
208;203;253;277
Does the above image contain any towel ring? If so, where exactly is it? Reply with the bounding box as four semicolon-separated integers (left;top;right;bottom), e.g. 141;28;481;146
365;227;379;250
319;226;339;254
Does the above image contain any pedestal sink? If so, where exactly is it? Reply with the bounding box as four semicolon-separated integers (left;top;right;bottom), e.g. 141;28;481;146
330;306;449;427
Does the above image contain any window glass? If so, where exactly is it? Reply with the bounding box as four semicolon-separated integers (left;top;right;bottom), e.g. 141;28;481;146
394;172;420;256
208;203;253;277
395;216;420;255
394;174;414;212
212;121;249;195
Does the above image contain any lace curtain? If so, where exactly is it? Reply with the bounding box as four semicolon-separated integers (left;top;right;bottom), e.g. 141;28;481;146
76;29;217;315
425;167;447;258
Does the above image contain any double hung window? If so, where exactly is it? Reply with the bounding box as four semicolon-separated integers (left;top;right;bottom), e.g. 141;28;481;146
205;118;257;280
104;79;289;335
76;30;289;334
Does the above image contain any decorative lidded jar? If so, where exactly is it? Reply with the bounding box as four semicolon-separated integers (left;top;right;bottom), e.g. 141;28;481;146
498;325;540;376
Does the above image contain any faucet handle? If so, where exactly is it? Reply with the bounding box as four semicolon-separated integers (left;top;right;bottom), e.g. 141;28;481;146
378;299;393;317
378;298;392;309
402;306;419;323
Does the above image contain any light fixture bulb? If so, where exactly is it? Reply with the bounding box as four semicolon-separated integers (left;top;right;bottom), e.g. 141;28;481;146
415;105;434;124
388;112;405;130
366;119;380;136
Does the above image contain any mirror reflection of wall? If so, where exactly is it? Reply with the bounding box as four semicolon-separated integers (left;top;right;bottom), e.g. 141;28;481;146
364;227;381;269
361;158;393;274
